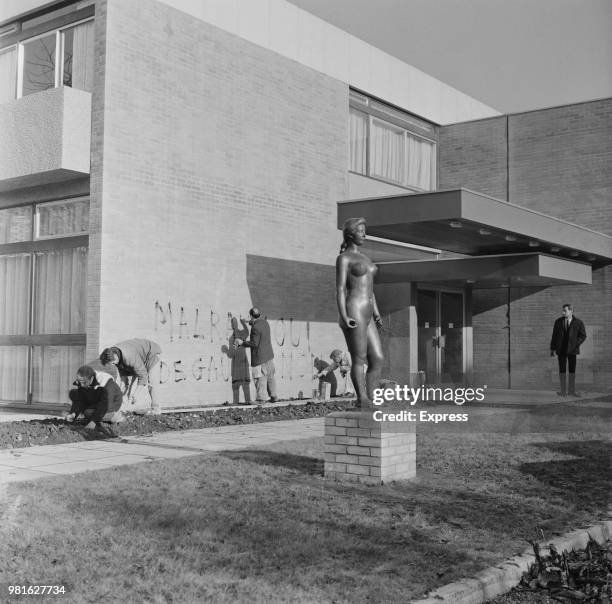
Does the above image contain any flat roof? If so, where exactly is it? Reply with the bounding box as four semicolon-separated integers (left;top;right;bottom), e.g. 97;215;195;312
376;253;592;289
338;189;612;267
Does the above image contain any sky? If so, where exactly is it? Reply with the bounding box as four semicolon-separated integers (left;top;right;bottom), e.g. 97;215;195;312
287;0;612;113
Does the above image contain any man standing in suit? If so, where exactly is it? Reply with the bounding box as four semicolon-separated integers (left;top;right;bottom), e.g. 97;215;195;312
236;308;278;403
550;303;587;397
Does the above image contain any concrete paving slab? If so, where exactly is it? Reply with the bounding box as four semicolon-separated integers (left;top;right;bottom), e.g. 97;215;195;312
64;440;128;450
0;455;81;469
7;444;94;456
0;449;131;466
101;445;202;459
76;454;153;466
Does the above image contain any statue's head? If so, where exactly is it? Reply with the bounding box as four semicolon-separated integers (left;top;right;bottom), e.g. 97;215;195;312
341;217;366;252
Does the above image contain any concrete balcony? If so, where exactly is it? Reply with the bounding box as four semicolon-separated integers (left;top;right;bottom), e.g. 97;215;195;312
0;86;91;192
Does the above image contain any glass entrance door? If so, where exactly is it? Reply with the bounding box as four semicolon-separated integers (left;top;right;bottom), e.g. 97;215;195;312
417;289;464;385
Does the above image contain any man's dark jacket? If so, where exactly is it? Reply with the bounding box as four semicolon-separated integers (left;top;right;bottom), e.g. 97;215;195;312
550;316;587;355
245;318;274;367
68;375;123;422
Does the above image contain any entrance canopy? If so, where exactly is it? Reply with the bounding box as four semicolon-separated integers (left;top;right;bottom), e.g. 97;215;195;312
377;253;592;289
338;189;612;268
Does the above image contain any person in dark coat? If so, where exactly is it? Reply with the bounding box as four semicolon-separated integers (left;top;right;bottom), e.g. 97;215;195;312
99;339;162;414
235;308;278;403
550;303;587;397
66;365;123;430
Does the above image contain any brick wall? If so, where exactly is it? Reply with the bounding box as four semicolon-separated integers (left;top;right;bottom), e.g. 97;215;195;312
439;100;612;389
509;100;612;232
90;0;349;405
438;116;508;200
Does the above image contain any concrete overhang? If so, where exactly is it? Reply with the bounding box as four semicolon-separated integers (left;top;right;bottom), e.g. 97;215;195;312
376;253;592;289
338;189;612;267
0;86;91;192
361;236;440;263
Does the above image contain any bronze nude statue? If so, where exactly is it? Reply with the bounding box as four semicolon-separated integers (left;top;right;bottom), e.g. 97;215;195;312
336;217;384;408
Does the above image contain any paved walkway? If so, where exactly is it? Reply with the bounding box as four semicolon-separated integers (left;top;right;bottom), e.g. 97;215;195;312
0;389;608;485
0;418;324;485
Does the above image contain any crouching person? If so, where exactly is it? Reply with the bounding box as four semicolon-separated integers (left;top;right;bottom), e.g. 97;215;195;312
66;365;123;430
99;339;162;415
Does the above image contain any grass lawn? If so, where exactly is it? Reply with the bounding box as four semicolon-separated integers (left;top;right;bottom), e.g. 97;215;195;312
1;404;610;603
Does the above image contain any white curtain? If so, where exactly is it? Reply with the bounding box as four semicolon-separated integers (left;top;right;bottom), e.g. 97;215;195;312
0;205;32;245
0;254;30;335
0;254;30;401
32;345;84;405
0;347;28;402
406;134;433;190
70;20;94;92
348;109;367;174
34;247;87;334
31;247;87;404
37;198;89;238
0;46;17;104
370;119;404;184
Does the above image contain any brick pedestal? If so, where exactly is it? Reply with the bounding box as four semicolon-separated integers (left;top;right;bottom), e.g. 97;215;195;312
324;410;416;485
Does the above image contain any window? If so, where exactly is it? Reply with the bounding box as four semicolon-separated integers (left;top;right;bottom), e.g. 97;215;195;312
61;21;94;91
0;46;17;103
0;2;94;104
0;197;88;405
348;90;438;192
21;32;57;96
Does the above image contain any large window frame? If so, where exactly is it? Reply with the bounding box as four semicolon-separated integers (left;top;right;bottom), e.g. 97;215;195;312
349;89;438;192
0;196;88;405
0;2;94;103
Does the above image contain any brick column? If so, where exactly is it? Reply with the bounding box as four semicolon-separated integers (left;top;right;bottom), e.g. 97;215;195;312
324;410;416;485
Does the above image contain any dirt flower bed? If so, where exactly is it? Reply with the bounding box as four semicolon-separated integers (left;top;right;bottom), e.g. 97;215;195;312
488;539;612;603
0;399;357;450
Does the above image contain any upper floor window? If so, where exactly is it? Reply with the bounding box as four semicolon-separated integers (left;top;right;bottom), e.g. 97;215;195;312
349;90;438;192
0;2;94;104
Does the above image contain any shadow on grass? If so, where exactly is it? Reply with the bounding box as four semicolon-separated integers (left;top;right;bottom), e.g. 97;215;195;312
220;449;324;476
216;446;593;538
519;439;611;508
416;403;612;434
8;437;611;603
82;474;484;600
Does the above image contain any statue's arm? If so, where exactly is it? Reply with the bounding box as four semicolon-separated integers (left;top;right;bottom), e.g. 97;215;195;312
372;291;383;328
336;254;356;328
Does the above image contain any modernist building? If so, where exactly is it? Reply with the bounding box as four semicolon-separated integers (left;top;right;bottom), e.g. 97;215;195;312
1;0;610;410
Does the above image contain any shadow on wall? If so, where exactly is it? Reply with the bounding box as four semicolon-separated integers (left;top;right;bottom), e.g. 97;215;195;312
472;286;549;315
246;255;337;322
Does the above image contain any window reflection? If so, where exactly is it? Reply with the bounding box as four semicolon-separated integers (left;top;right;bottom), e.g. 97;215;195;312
22;33;56;96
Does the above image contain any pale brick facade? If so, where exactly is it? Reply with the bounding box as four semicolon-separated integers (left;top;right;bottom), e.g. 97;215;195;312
439;99;612;389
88;0;348;405
1;0;609;408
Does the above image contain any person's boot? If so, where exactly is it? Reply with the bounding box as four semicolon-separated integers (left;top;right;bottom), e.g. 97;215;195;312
557;373;567;396
568;373;579;397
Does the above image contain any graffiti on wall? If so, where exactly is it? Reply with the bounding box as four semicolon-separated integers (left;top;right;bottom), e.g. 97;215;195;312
153;300;314;387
